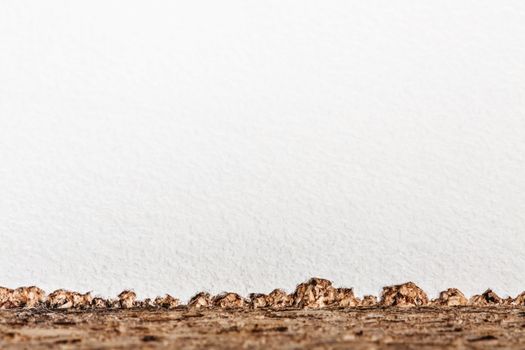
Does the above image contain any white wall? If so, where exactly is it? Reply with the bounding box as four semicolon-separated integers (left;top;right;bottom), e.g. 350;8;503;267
1;0;524;301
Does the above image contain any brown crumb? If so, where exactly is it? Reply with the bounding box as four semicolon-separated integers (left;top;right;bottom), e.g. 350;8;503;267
46;290;91;309
73;292;93;309
248;293;268;309
138;298;156;308
249;289;293;309
360;295;378;306
380;282;429;307
512;291;525;306
1;279;524;311
188;292;212;309
502;296;514;305
335;288;359;307
469;289;503;306
107;299;121;309
212;293;246;309
267;289;293;309
154;294;180;309
92;297;109;309
0;287;14;309
431;288;468;306
292;277;338;308
118;290;137;309
47;289;74;309
10;287;46;308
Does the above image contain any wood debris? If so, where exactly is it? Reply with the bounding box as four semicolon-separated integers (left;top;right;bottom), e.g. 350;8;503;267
431;288;468;306
118;290;136;309
0;279;523;310
266;289;293;308
291;277;338;308
47;289;92;309
380;282;429;307
334;288;359;307
248;293;268;308
92;297;109;309
212;293;246;309
513;291;525;305
469;289;503;306
154;294;180;309
360;295;378;306
188;292;212;309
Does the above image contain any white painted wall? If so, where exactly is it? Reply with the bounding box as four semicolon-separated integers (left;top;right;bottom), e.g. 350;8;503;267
1;0;524;301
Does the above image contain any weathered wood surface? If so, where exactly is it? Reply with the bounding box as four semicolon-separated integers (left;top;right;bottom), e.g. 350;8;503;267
1;306;524;349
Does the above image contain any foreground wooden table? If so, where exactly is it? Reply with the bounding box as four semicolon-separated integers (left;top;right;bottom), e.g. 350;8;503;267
1;306;524;349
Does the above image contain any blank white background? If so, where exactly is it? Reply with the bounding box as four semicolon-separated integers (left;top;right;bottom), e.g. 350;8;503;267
1;0;524;301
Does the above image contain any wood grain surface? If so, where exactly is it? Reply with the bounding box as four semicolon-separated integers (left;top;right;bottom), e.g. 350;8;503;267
1;307;525;349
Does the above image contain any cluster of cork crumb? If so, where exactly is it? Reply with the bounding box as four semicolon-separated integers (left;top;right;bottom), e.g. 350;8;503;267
1;278;524;310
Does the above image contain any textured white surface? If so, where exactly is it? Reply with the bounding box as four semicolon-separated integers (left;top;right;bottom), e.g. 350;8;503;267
1;1;525;301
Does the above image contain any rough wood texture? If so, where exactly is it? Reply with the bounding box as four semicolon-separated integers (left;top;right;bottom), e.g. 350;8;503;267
1;307;524;349
2;279;525;348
